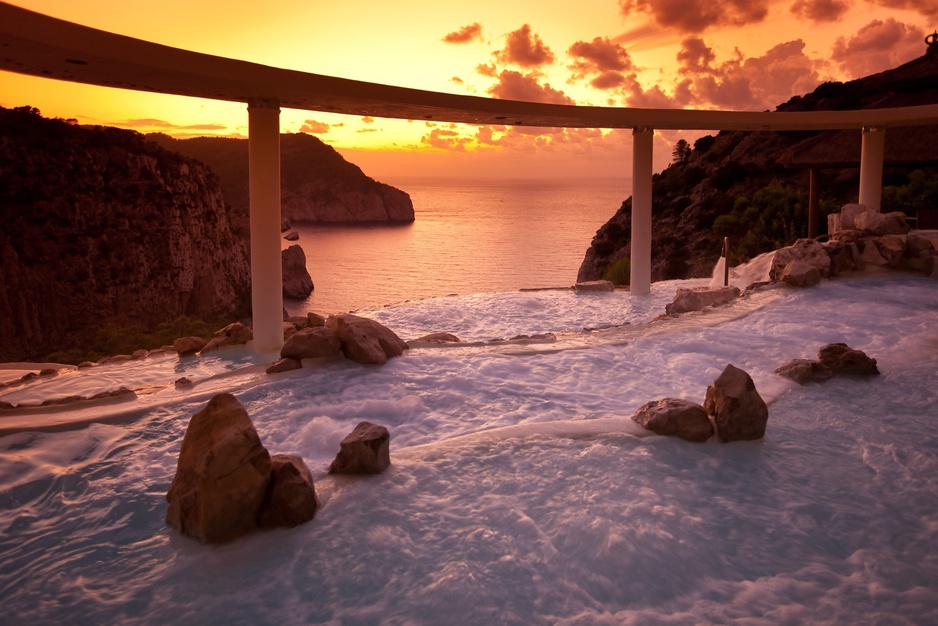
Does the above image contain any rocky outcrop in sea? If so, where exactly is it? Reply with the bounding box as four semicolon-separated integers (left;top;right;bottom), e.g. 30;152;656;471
147;133;415;224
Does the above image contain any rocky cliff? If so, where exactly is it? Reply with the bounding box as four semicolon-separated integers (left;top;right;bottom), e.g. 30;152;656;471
0;106;251;362
578;51;938;284
147;133;415;223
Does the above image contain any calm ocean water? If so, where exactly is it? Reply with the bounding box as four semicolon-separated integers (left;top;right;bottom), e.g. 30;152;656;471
284;177;629;315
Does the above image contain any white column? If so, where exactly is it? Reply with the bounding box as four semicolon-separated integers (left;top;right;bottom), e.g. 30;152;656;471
858;126;885;211
630;127;654;296
248;100;284;354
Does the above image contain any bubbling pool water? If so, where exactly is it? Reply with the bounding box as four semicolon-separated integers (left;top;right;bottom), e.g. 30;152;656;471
1;274;937;625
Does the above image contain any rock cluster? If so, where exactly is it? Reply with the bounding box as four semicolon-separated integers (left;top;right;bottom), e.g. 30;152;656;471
165;393;319;544
631;364;768;443
165;394;392;544
776;343;879;384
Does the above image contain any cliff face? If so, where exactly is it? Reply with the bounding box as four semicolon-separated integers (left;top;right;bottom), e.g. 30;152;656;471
0;106;251;361
579;52;938;284
148;133;415;223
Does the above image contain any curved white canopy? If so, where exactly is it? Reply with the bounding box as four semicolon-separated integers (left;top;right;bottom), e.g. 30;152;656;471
1;1;937;132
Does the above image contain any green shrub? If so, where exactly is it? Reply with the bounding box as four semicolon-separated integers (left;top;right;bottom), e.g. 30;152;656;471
603;257;631;286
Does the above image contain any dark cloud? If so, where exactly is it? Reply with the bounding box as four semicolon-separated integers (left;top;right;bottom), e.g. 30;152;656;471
790;0;849;23
676;37;716;74
299;120;330;134
567;37;634;90
867;0;938;18
495;24;556;67
618;0;770;33
443;23;483;44
487;70;576;104
665;38;822;109
831;18;925;78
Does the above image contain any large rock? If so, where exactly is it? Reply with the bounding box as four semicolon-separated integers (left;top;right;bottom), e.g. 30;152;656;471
818;343;879;376
872;235;906;266
630;398;714;442
329;421;391;474
326;314;408;365
780;259;822;287
258;454;319;528
854;211;909;236
173;336;207;356
280;327;342;360
282;244;314;298
770;239;831;282
166;393;272;544
704;364;769;442
775;359;833;384
665;286;740;315
200;321;254;353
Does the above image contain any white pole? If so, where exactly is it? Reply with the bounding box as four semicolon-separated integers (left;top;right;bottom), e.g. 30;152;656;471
858;126;885;211
630;127;654;296
248;100;284;353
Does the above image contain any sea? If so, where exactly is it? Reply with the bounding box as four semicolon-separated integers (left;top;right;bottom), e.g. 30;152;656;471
283;177;629;315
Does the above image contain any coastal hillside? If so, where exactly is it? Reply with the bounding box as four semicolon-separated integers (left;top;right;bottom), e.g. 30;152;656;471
147;133;415;224
578;50;938;284
0;106;251;362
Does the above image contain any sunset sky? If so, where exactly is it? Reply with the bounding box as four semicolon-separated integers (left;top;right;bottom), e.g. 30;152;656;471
1;0;935;180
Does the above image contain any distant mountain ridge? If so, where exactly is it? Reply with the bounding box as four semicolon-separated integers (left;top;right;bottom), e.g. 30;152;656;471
147;133;415;224
578;50;938;284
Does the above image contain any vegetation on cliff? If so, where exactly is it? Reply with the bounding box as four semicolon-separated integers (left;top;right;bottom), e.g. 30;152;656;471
0;106;251;362
578;52;938;284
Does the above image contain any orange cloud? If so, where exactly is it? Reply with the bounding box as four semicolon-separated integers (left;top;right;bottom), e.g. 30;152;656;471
443;23;484;44
121;118;226;131
567;37;634;90
421;127;471;151
299;119;330;134
867;0;938;18
495;24;556;67
831;18;925;78
791;0;849;23
618;0;770;33
487;70;576;104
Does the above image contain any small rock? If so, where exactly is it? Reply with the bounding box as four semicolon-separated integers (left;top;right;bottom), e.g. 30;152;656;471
666;286;740;315
818;343;879;376
307;312;326;327
775;359;833;384
175;377;193;387
413;332;461;343
132;349;149;359
631;398;713;442
283;322;298;341
77;361;95;369
329;421;391;475
574;280;615;293
283;230;300;241
258;454;319;528
288;315;309;329
704;364;769;443
266;358;302;374
39;368;58;376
